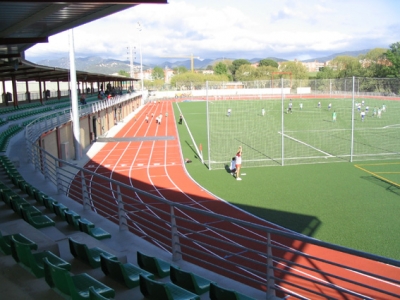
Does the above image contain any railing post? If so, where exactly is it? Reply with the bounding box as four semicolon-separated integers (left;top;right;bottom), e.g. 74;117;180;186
56;163;64;194
171;206;182;261
42;151;49;179
80;170;91;210
266;232;276;299
117;185;128;231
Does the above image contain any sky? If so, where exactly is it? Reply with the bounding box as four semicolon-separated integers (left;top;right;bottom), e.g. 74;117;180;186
25;0;400;65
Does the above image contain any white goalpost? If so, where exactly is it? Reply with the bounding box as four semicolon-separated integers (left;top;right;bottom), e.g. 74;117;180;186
205;78;400;170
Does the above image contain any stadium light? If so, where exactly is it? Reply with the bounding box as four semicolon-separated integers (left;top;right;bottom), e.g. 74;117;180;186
137;22;144;96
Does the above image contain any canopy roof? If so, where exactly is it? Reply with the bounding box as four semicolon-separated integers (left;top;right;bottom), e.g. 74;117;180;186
0;1;167;83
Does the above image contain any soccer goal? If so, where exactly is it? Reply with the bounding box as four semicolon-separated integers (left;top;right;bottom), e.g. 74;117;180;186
205;78;400;170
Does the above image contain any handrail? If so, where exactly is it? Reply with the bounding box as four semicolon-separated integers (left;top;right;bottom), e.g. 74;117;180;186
23;92;400;299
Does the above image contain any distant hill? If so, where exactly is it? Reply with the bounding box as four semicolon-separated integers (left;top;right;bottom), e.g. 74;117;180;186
37;56;143;74
301;49;371;63
36;49;371;74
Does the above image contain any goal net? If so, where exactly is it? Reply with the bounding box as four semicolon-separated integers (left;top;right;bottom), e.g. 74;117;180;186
205;78;400;170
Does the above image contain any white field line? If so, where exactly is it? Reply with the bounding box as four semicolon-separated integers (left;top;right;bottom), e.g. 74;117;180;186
278;131;333;157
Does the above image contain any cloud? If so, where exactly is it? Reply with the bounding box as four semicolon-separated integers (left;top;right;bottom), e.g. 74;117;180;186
25;0;400;63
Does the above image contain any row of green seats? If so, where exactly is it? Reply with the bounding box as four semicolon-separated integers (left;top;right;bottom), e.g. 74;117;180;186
7;106;53;121
0;155;111;240
0;102;43;115
0;125;23;152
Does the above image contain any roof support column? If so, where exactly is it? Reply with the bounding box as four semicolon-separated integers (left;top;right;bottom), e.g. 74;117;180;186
57;80;61;100
25;81;31;103
69;29;81;160
11;75;18;108
39;80;43;104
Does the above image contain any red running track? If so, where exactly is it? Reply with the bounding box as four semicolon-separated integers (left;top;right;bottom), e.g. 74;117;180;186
70;101;400;299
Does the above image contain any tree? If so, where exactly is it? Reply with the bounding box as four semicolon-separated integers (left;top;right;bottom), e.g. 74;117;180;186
235;65;257;81
229;59;251;79
118;70;130;77
316;67;337;79
173;66;188;75
258;59;278;68
359;48;388;78
384;42;400;78
214;62;228;75
206;65;213;70
330;56;363;78
152;66;164;80
279;61;308;80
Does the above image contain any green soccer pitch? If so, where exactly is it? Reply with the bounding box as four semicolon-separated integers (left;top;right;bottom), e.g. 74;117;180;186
173;98;400;261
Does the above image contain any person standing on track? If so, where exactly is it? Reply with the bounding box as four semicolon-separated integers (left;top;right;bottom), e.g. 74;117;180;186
145;114;149;123
235;146;243;181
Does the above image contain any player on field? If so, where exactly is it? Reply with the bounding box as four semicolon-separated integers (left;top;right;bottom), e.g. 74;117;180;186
261;108;265;116
328;103;332;111
332;111;337;122
317;101;321;109
360;111;365;121
287;101;293;114
299;102;303;110
227;108;231;117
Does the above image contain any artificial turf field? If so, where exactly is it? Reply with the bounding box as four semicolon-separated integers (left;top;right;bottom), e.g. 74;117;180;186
173;97;400;261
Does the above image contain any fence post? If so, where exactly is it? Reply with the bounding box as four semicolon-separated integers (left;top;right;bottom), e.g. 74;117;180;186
171;206;182;261
81;170;91;210
117;185;128;231
266;232;276;299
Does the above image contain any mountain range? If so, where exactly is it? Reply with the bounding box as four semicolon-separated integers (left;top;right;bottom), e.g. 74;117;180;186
36;49;370;75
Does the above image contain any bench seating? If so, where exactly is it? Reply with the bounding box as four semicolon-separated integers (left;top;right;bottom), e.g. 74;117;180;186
170;265;212;295
137;250;171;278
139;274;200;300
68;238;117;268
209;283;256;300
43;257;115;300
10;236;70;278
100;254;154;288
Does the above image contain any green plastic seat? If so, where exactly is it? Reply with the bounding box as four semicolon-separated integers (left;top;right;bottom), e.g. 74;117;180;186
139;274;200;300
170;265;212;295
10;236;70;278
209;283;256;300
137;250;171;278
0;232;37;255
20;209;55;229
65;210;81;229
53;203;68;220
43;257;115;300
42;195;58;211
68;238;117;268
78;219;111;240
100;254;154;289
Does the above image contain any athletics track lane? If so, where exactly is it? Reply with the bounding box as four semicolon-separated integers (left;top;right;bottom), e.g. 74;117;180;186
68;100;400;300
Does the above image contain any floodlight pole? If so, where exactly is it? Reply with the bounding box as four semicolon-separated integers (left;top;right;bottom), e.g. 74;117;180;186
137;22;144;105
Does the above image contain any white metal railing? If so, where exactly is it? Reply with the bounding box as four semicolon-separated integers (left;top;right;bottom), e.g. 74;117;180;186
23;96;400;299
